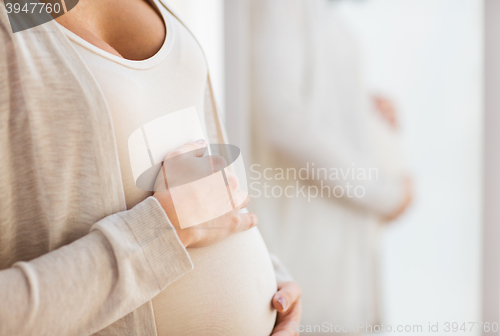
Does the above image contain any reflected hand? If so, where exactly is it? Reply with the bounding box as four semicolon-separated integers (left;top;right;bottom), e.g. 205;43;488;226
271;282;302;336
373;95;398;130
384;176;413;222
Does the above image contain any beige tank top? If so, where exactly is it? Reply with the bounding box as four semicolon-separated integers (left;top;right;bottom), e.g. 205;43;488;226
60;1;277;334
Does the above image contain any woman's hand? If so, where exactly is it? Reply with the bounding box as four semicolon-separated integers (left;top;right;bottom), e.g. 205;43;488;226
271;282;302;336
153;140;257;248
383;176;413;223
373;95;398;130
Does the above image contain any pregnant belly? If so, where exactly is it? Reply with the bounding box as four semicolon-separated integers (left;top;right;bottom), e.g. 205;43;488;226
152;227;277;336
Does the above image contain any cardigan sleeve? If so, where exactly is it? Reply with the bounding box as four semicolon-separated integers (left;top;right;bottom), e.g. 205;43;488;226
0;197;193;336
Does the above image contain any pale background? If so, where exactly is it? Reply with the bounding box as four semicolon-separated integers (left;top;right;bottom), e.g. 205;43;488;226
334;0;483;333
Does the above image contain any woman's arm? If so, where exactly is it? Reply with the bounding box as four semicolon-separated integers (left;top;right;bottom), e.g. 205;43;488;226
0;198;193;336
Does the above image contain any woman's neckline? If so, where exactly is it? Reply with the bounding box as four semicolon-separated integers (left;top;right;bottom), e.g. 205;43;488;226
56;0;175;70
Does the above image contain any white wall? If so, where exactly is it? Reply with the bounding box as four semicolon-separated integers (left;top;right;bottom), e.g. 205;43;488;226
484;0;500;332
335;0;483;333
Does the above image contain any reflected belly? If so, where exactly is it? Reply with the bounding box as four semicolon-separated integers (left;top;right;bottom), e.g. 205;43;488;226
152;227;277;336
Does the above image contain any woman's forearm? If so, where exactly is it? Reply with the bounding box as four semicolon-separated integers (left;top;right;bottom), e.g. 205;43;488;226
0;197;193;336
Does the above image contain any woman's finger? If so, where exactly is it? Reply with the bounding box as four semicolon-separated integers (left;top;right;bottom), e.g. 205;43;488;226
272;299;302;336
233;191;249;209
272;282;302;313
225;172;239;192
210;155;227;172
166;139;207;159
234;212;258;232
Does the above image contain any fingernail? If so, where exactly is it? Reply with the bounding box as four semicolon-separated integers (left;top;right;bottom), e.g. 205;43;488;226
196;139;205;144
276;296;287;311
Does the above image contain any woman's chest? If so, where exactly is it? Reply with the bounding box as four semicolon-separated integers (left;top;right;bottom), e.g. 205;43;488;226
69;11;209;209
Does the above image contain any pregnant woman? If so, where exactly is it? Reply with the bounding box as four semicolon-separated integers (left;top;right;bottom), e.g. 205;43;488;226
0;0;301;335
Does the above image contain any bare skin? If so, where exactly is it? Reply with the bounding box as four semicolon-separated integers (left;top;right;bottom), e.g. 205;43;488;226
271;282;302;336
373;95;398;130
56;0;165;60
